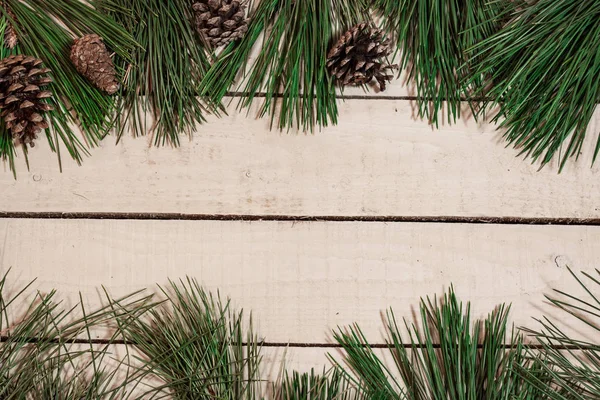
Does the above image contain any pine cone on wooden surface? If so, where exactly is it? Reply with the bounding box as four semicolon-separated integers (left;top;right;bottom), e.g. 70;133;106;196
327;23;396;91
70;34;119;95
192;0;249;48
0;55;53;147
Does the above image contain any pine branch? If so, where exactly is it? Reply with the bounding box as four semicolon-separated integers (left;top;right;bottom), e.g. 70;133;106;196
372;0;507;126
110;277;263;400
0;270;148;399
0;0;136;176
469;0;600;170
330;287;544;399
200;0;367;132
520;267;600;399
104;0;216;146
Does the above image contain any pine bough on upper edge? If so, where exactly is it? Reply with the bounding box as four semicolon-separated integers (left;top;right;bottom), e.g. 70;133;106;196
0;0;597;174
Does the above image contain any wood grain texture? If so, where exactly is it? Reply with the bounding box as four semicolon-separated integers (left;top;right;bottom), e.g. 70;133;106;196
2;218;597;343
2;101;599;219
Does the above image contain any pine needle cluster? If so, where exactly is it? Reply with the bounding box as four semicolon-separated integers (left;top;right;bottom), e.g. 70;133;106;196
275;369;361;400
0;270;149;399
470;0;600;169
331;287;546;399
372;0;508;126
110;278;262;399
519;267;600;399
0;0;135;176
100;0;216;147
200;0;367;131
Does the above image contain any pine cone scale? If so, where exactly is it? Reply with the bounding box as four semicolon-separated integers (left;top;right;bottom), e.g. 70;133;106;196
193;0;249;47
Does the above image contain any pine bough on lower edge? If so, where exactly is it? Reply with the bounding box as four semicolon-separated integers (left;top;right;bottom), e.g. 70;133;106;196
0;0;598;175
1;267;599;399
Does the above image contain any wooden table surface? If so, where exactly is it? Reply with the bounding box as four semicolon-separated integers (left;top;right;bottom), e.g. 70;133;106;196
1;85;599;378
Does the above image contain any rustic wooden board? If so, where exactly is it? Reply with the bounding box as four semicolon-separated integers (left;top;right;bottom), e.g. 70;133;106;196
2;218;597;343
2;101;599;218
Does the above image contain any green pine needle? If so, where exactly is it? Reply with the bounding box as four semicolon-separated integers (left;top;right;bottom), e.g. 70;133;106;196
200;0;367;132
103;0;216;146
111;278;263;400
0;0;136;176
469;0;600;170
275;368;362;400
520;267;600;399
331;287;544;399
0;269;149;399
373;0;506;127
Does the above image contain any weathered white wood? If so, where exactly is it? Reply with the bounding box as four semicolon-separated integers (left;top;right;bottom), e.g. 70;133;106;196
2;101;599;218
2;218;597;343
261;346;338;381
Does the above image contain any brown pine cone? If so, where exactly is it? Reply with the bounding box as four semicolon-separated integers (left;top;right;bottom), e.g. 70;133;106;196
0;55;53;147
327;23;397;91
193;0;249;47
70;34;119;95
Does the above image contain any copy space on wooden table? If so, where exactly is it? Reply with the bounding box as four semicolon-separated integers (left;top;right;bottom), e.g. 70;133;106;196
2;218;596;345
1;101;599;219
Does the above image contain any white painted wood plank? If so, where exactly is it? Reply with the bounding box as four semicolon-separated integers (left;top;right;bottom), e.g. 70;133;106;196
261;346;337;381
2;101;599;218
2;218;597;343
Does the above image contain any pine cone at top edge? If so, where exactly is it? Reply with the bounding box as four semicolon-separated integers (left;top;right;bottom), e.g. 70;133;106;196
70;34;119;95
0;54;54;147
327;23;397;92
193;0;249;48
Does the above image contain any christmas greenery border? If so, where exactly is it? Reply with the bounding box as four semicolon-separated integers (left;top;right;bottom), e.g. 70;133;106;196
1;266;600;399
0;0;598;176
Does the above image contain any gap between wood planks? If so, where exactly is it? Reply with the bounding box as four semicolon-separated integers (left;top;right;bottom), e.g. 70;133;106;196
225;91;493;102
0;336;584;350
0;212;599;226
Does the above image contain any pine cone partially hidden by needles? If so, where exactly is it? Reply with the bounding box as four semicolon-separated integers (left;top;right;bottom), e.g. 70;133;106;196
327;23;397;91
193;0;249;48
1;2;18;49
0;55;53;147
70;34;119;95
